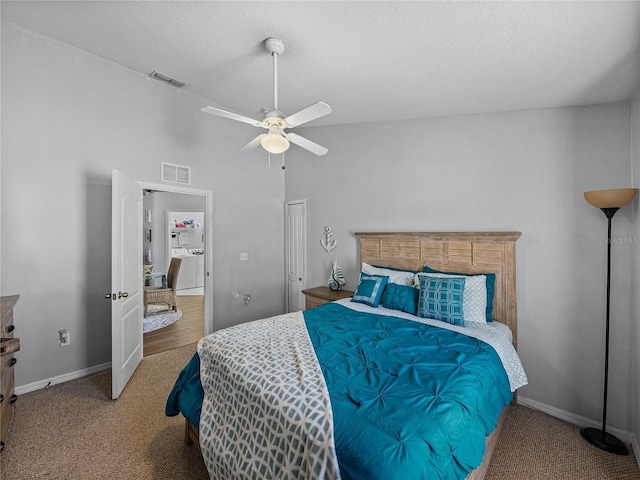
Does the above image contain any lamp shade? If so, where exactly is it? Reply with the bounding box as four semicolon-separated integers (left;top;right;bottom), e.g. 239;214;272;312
584;188;638;209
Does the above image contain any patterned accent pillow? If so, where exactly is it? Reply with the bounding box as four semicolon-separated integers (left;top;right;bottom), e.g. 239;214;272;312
381;283;419;315
351;274;389;307
417;276;466;326
362;262;415;286
423;265;495;322
415;272;487;324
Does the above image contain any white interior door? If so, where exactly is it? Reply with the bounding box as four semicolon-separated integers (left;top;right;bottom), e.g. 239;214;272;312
111;169;143;399
285;200;306;312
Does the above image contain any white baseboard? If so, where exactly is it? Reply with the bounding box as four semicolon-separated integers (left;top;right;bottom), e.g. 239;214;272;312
15;361;112;395
517;396;633;445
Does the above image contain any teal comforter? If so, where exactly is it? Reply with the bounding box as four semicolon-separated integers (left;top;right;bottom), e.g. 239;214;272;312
167;302;512;480
304;303;511;480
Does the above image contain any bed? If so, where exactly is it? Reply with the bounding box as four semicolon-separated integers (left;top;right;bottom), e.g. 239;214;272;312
166;231;527;480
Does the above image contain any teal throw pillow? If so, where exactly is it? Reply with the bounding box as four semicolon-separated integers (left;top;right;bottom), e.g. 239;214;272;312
352;274;389;308
417;275;466;326
381;283;419;315
423;265;495;322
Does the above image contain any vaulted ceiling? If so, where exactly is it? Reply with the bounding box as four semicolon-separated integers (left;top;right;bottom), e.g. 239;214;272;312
2;1;639;126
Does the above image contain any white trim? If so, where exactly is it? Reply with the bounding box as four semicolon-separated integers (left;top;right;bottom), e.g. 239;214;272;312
518;396;633;444
15;362;112;395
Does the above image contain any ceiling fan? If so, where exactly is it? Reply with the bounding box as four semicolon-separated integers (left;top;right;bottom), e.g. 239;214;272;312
201;38;331;157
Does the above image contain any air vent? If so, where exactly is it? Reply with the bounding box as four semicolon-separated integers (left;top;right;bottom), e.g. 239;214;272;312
149;71;187;88
162;162;191;185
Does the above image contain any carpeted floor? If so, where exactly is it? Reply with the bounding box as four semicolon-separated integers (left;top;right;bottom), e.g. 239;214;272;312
0;343;208;480
486;407;640;480
1;343;638;480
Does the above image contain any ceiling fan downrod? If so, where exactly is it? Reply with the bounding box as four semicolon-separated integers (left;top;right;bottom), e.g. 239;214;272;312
264;38;285;112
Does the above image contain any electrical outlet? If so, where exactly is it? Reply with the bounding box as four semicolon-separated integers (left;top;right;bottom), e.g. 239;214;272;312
59;329;70;347
240;252;248;261
244;294;251;305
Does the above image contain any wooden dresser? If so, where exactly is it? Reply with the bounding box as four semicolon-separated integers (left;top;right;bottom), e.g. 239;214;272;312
0;295;20;453
302;286;354;309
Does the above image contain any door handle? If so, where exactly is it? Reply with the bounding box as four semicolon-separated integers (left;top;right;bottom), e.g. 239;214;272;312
105;293;128;299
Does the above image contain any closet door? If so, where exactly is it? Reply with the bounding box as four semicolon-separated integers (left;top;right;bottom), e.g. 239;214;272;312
285;200;306;312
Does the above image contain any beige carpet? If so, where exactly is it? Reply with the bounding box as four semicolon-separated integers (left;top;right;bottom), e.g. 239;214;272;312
0;343;209;480
486;406;640;480
1;343;638;480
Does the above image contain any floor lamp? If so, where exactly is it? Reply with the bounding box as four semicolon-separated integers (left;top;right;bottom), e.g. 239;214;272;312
582;187;638;455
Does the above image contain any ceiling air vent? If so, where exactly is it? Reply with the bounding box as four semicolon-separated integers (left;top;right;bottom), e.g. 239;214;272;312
149;70;187;88
162;162;191;185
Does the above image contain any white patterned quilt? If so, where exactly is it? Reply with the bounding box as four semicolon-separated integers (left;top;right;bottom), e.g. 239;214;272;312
197;311;342;480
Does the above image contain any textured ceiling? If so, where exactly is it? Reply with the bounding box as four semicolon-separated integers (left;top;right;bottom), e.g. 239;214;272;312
2;1;639;127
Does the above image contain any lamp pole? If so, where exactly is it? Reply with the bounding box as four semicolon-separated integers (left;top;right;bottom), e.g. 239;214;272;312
579;206;628;455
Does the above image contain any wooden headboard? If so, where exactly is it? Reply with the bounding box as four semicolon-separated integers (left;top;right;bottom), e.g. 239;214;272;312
355;232;522;348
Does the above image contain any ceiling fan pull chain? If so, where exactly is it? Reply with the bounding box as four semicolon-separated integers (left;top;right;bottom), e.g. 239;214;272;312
282;151;286;170
268;151;271;168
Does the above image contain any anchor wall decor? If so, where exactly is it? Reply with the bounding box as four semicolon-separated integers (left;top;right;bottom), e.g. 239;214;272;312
321;226;337;252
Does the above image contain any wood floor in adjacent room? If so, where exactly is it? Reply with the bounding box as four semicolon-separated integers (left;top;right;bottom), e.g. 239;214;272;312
143;295;204;357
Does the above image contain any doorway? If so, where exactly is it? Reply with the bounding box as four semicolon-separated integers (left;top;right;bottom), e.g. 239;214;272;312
138;182;213;357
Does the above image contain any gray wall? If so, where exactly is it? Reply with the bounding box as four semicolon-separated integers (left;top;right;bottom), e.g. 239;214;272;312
632;89;640;453
285;105;636;434
1;22;286;387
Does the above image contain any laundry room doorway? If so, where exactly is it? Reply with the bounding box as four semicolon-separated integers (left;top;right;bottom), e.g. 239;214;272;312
138;182;212;357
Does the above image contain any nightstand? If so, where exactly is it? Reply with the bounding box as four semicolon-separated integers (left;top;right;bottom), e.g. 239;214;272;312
302;286;354;309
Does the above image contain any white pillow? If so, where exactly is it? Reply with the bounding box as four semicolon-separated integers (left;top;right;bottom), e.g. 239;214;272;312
414;272;487;324
362;262;415;286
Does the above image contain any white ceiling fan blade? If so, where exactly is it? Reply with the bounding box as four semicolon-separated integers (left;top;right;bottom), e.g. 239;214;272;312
201;106;263;127
284;102;332;128
286;132;328;156
238;134;267;152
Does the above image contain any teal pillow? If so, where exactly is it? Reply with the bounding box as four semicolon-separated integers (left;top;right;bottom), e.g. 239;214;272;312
417;275;466;326
381;283;419;315
423;265;495;322
352;274;389;307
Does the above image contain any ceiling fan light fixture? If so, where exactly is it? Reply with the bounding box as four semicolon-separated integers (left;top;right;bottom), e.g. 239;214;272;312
261;127;290;154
